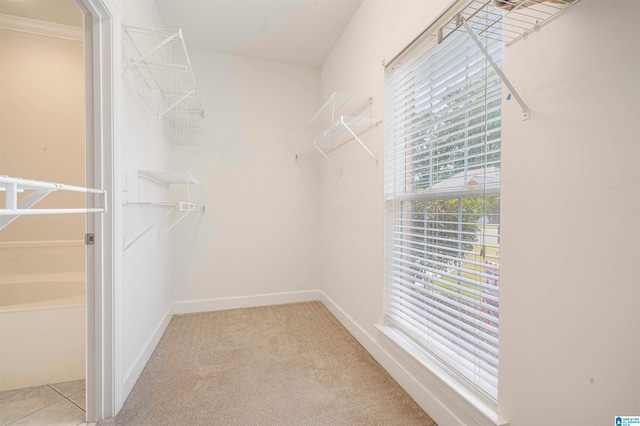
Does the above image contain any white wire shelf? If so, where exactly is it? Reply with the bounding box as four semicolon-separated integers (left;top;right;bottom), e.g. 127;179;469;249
122;23;205;145
439;0;583;47
435;0;583;121
297;93;382;172
0;175;107;231
123;170;204;251
123;201;204;211
136;170;202;188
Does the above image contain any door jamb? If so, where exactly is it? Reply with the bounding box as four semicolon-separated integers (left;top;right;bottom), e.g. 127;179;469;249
73;0;118;421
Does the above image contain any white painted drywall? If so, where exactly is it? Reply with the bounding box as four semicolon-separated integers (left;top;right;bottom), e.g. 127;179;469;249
320;0;452;346
0;305;85;391
114;0;177;408
320;0;640;425
0;26;88;392
498;1;640;424
0;28;85;242
168;49;321;303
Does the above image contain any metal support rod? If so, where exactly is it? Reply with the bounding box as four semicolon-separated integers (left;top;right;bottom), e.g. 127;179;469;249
5;183;17;209
164;210;191;234
461;19;531;121
295;144;315;161
186;178;192;205
158;89;195;118
122;200;203;251
341;117;379;165
125;32;180;72
0;188;50;231
123;205;176;252
312;143;341;174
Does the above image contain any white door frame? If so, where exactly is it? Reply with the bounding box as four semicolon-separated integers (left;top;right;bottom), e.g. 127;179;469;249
73;0;118;422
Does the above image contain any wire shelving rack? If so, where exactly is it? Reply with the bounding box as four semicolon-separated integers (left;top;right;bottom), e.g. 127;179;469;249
122;23;205;145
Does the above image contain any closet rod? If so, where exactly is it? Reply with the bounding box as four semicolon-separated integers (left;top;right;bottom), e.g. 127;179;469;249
0;208;105;216
0;175;105;194
0;175;107;231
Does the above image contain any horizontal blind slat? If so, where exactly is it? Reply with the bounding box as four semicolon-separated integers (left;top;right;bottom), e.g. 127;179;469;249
384;1;501;403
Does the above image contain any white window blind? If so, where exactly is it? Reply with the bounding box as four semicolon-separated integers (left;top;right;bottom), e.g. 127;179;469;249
384;10;502;403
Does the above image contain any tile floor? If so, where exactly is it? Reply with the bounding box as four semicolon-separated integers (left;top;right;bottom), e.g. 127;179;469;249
0;380;86;426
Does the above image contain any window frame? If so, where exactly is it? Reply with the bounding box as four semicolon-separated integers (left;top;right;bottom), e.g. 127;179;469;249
383;5;502;405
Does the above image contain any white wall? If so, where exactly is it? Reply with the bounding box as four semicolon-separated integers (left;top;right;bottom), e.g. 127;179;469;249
0;28;85;274
320;0;451;340
0;28;85;242
320;0;640;425
169;49;321;306
0;24;87;392
112;1;322;409
499;1;640;424
113;0;176;408
108;0;640;423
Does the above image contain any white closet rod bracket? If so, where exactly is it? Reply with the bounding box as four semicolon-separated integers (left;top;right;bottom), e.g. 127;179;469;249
460;17;530;121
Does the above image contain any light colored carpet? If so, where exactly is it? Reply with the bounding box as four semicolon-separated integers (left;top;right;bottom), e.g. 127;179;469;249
105;302;436;425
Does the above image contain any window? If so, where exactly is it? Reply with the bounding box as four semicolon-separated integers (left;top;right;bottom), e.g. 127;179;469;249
384;10;501;403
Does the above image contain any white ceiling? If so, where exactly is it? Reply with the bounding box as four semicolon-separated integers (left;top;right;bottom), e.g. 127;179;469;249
155;0;363;67
0;0;362;67
0;0;82;27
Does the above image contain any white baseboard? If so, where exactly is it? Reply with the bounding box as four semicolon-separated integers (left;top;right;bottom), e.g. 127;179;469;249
172;290;322;315
318;291;505;426
122;304;173;399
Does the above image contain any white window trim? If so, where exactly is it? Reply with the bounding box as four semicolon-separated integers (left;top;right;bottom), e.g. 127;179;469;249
383;0;504;420
376;324;509;426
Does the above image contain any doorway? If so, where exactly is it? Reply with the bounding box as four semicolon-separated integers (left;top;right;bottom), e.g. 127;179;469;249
0;0;87;422
0;0;115;422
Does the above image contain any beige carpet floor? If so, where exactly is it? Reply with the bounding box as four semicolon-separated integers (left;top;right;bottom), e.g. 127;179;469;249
103;302;436;425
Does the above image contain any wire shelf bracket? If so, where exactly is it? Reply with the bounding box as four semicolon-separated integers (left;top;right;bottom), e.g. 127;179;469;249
122;171;204;252
437;0;584;121
296;93;382;173
439;0;584;47
0;175;107;231
461;18;530;120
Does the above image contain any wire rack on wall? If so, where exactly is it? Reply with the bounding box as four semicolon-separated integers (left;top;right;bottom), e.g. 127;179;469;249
296;93;381;173
122;23;205;145
122;170;204;251
0;175;107;231
439;0;583;47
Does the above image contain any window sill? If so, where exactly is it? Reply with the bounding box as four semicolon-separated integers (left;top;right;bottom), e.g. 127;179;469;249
375;323;509;426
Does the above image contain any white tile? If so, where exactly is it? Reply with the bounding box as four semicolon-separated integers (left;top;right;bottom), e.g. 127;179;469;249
50;380;85;397
68;390;85;411
0;386;62;425
9;399;85;426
